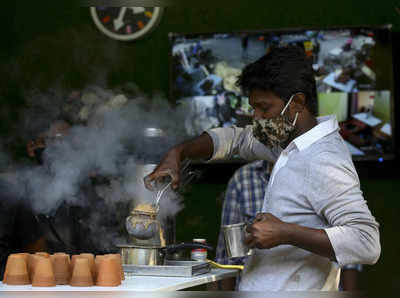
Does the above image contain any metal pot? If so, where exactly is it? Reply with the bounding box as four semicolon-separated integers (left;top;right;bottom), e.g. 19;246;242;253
136;127;167;163
125;209;160;241
117;242;213;266
118;244;163;266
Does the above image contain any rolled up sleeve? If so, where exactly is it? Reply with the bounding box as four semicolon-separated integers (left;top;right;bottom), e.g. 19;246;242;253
307;152;381;267
206;126;279;162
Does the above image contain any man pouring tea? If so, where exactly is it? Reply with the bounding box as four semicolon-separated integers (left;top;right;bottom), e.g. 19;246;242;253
144;46;380;291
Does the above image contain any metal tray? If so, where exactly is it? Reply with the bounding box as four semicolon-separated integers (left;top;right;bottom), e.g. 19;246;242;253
123;260;211;277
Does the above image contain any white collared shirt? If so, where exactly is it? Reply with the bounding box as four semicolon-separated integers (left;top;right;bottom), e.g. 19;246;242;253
268;115;339;190
206;115;380;291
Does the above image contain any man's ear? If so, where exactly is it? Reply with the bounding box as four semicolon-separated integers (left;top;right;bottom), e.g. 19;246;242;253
292;93;306;113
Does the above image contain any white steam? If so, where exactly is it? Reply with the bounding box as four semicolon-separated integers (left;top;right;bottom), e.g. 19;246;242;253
1;85;197;250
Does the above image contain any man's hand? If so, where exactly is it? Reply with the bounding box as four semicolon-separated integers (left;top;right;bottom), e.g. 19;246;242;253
144;133;214;191
245;213;290;249
245;213;337;261
144;147;183;191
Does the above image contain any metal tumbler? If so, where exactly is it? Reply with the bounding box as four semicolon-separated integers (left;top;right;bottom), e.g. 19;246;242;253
222;223;253;258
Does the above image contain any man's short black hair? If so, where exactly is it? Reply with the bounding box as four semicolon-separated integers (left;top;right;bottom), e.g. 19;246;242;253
237;46;318;116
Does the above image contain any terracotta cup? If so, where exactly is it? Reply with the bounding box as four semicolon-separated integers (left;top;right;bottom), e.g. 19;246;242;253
96;257;121;287
53;252;69;258
94;255;105;281
3;254;30;285
50;254;71;285
18;253;31;280
70;255;83;273
2;254;17;283
17;253;30;263
35;252;50;258
31;257;56;287
106;254;124;281
70;257;93;287
80;253;95;279
30;255;48;278
27;254;41;281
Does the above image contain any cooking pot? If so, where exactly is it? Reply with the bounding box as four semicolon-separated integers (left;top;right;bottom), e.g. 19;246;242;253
117;242;212;266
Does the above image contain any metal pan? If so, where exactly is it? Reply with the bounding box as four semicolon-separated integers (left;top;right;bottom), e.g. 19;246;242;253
117;242;213;266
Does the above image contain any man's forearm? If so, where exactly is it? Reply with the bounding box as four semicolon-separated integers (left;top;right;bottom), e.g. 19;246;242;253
175;132;214;161
341;269;360;291
283;223;337;261
144;132;215;190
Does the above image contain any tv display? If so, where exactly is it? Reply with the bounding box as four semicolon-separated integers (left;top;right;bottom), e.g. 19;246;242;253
170;26;395;161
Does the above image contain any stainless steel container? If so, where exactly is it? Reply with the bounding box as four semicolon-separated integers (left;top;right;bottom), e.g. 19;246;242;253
118;244;164;265
117;242;213;266
222;223;253;258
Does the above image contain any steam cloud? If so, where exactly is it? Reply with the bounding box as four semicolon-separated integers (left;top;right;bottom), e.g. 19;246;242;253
0;85;197;250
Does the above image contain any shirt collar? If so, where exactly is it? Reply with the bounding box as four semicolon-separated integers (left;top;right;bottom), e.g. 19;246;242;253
253;160;269;171
252;160;270;182
290;115;339;152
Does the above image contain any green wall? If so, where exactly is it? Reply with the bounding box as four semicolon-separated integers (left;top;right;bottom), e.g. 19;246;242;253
1;1;400;295
3;1;400;95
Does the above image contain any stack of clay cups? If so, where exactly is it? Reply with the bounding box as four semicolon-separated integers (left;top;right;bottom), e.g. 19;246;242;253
3;254;30;285
35;252;50;258
26;254;34;281
94;255;105;280
70;255;80;273
70;256;93;287
50;253;71;285
2;252;124;287
31;256;56;287
17;253;30;267
96;255;122;286
105;254;125;281
79;253;95;280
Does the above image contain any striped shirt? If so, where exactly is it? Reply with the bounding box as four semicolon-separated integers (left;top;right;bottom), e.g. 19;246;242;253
215;160;270;265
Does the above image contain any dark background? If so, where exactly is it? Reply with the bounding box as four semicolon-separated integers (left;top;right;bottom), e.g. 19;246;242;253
1;0;400;295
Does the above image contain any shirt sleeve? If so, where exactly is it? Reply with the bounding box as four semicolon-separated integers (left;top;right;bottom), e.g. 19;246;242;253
215;175;246;265
205;125;280;162
306;152;381;267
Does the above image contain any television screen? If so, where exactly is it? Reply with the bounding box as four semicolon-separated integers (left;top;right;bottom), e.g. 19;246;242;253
170;26;395;161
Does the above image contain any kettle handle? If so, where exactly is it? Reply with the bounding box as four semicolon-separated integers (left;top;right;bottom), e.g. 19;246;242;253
164;242;213;254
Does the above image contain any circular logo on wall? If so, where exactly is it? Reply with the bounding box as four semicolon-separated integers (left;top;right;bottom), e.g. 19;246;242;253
90;7;164;41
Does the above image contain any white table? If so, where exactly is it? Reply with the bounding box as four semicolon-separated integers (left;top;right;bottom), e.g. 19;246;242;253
0;268;238;292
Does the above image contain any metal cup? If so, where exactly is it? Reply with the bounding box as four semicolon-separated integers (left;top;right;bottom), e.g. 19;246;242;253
222;222;253;258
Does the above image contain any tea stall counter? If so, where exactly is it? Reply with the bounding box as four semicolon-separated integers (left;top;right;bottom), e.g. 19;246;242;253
0;268;238;292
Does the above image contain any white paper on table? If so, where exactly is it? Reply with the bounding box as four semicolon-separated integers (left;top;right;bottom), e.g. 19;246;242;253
329;47;343;56
323;72;356;93
380;123;392;136
352;112;382;127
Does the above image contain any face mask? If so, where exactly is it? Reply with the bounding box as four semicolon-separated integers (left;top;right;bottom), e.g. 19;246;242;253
252;95;299;148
